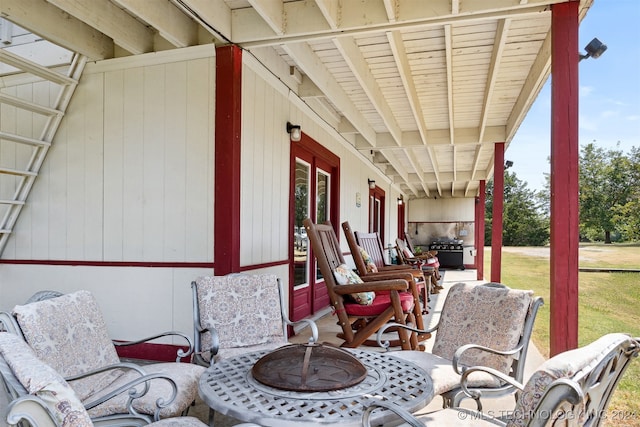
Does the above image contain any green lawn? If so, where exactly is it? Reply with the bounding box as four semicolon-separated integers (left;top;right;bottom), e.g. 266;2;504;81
484;244;640;426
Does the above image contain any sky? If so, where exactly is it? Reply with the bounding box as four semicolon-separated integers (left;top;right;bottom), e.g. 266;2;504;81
506;0;640;191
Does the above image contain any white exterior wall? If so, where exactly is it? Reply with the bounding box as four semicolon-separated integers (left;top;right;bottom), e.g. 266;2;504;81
407;197;477;266
240;53;402;265
1;45;429;340
240;59;290;267
0;264;210;342
3;46;216;262
0;46;217;341
408;198;475;222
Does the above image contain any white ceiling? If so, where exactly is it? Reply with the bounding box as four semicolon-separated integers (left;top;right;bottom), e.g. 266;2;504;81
0;0;594;199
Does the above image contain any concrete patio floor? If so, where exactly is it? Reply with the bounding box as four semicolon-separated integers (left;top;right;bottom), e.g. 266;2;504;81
1;269;546;426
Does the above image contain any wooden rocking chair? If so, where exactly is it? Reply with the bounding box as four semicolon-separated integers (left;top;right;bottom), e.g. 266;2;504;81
303;218;425;350
341;221;430;315
396;237;442;286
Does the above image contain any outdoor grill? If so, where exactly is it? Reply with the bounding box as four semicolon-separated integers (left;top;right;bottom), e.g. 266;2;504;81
429;238;464;251
251;343;368;392
430;238;465;269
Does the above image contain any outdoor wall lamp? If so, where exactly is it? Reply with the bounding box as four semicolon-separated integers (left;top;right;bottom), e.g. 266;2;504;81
397;196;404;206
505;160;514;169
579;37;607;61
368;179;376;189
286;122;302;142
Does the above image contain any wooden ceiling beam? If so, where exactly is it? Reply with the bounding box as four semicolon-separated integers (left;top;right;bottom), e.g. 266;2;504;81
314;0;340;29
334;36;402;146
112;0;199;48
283;41;378;146
248;0;284;35
46;0;154;54
0;0;113;60
478;18;510;143
236;2;549;47
170;0;232;43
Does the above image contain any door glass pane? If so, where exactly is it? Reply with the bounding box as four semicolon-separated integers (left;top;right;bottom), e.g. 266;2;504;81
316;170;329;223
316;170;330;280
294;160;310;287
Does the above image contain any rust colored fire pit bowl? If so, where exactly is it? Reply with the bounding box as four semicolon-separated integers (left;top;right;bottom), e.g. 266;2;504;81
251;343;367;392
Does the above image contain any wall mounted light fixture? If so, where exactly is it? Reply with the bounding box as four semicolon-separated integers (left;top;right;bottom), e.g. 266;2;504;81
397;196;404;206
286;122;302;142
579;37;607;61
368;179;376;189
505;160;514;169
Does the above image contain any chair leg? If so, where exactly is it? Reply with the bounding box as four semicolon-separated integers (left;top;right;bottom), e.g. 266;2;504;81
208;407;216;427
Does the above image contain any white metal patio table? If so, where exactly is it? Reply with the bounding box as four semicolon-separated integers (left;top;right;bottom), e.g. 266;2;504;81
198;348;434;426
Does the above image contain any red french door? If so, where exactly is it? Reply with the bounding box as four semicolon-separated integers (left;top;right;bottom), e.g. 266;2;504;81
397;197;405;240
368;185;386;245
290;134;339;321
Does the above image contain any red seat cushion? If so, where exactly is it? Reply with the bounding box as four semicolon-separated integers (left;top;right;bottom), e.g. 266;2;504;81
344;292;414;316
425;258;439;268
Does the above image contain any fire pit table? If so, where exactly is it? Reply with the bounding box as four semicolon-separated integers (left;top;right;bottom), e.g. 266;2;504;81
198;346;434;426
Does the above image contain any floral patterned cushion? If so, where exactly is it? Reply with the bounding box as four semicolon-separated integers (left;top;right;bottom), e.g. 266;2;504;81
358;246;378;273
333;264;375;305
390;350;501;396
85;362;205;419
0;333;93;427
12;290;123;401
507;333;632;427
194;274;288;361
432;282;533;374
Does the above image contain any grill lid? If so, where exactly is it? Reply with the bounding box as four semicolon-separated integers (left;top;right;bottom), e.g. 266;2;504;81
251;343;367;392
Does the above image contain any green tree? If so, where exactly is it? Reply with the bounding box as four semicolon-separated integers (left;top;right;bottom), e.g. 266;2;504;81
611;146;640;241
579;142;636;243
485;171;549;246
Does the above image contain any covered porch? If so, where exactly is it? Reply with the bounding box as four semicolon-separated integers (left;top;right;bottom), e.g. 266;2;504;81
1;0;591;361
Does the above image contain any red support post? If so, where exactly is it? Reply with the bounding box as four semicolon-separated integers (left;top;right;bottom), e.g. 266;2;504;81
214;45;243;275
490;143;505;283
550;2;580;355
476;180;486;280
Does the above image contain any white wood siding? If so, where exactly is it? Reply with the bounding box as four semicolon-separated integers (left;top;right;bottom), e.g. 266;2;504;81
240;60;290;267
409;197;475;222
0;263;290;341
4;47;215;262
0;264;211;341
1;46;405;339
